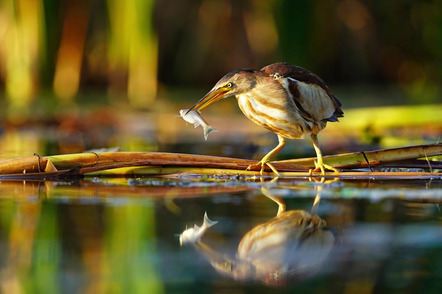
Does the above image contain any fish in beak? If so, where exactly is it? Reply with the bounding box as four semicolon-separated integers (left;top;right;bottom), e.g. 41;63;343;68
186;85;232;114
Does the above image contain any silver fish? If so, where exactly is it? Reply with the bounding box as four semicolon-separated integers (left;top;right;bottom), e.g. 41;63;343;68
180;109;217;140
179;212;218;246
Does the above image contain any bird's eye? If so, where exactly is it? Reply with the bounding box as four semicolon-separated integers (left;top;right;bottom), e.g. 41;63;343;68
226;82;233;88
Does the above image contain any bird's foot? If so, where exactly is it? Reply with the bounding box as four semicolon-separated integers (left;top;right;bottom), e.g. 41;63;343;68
247;161;280;176
309;160;339;176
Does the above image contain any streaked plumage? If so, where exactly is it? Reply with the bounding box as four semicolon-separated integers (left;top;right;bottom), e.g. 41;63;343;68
187;62;344;175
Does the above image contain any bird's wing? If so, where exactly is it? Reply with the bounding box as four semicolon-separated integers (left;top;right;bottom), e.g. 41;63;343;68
286;77;339;122
261;63;343;122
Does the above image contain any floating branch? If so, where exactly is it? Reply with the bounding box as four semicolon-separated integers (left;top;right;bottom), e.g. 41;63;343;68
0;152;307;175
279;143;442;169
0;144;440;180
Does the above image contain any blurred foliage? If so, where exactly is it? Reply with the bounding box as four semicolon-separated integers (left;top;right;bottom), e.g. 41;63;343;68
0;194;164;294
102;202;163;293
0;0;441;117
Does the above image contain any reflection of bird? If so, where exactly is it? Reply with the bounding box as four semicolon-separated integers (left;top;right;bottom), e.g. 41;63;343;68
233;210;334;286
185;210;335;286
178;186;334;286
187;62;343;175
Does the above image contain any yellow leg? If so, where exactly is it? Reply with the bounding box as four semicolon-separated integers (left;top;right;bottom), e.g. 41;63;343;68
310;134;339;175
247;135;286;175
310;185;322;214
261;187;286;217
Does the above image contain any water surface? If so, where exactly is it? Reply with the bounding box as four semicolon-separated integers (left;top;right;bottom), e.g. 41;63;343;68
0;177;440;293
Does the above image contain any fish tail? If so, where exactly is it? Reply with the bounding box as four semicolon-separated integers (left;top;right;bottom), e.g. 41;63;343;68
203;126;217;141
203;212;218;228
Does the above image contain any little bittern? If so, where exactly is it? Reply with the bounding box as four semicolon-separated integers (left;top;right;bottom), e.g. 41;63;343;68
187;62;344;175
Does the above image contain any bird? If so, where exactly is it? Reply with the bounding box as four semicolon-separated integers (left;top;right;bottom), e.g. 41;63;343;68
186;62;344;175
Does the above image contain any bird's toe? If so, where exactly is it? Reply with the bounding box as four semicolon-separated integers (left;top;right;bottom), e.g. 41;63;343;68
310;160;339;175
246;161;280;176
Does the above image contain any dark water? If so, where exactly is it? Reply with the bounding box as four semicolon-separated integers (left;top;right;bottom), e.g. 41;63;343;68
0;177;441;294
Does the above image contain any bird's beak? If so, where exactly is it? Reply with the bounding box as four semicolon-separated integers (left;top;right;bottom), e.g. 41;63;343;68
187;86;231;113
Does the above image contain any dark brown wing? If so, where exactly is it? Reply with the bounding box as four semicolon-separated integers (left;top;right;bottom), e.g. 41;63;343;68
261;62;343;122
261;62;329;90
328;94;344;121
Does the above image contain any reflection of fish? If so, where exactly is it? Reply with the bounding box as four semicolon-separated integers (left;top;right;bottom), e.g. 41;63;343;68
179;212;218;245
179;109;217;140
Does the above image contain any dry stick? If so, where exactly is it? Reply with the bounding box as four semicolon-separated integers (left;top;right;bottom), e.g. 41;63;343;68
0;144;440;179
66;165;442;180
0;152;308;175
278;143;442;169
375;159;442;169
0;165;439;181
0;154;49;175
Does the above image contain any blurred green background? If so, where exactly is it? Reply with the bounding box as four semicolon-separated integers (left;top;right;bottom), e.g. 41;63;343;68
0;0;441;158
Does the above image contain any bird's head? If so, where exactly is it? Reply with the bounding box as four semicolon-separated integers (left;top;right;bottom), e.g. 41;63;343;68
187;69;260;113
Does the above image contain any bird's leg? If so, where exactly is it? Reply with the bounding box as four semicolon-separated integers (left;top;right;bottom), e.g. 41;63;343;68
247;135;286;175
261;187;286;217
310;134;339;175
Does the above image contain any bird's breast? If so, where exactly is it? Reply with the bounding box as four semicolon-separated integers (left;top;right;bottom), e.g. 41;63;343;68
236;87;312;139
